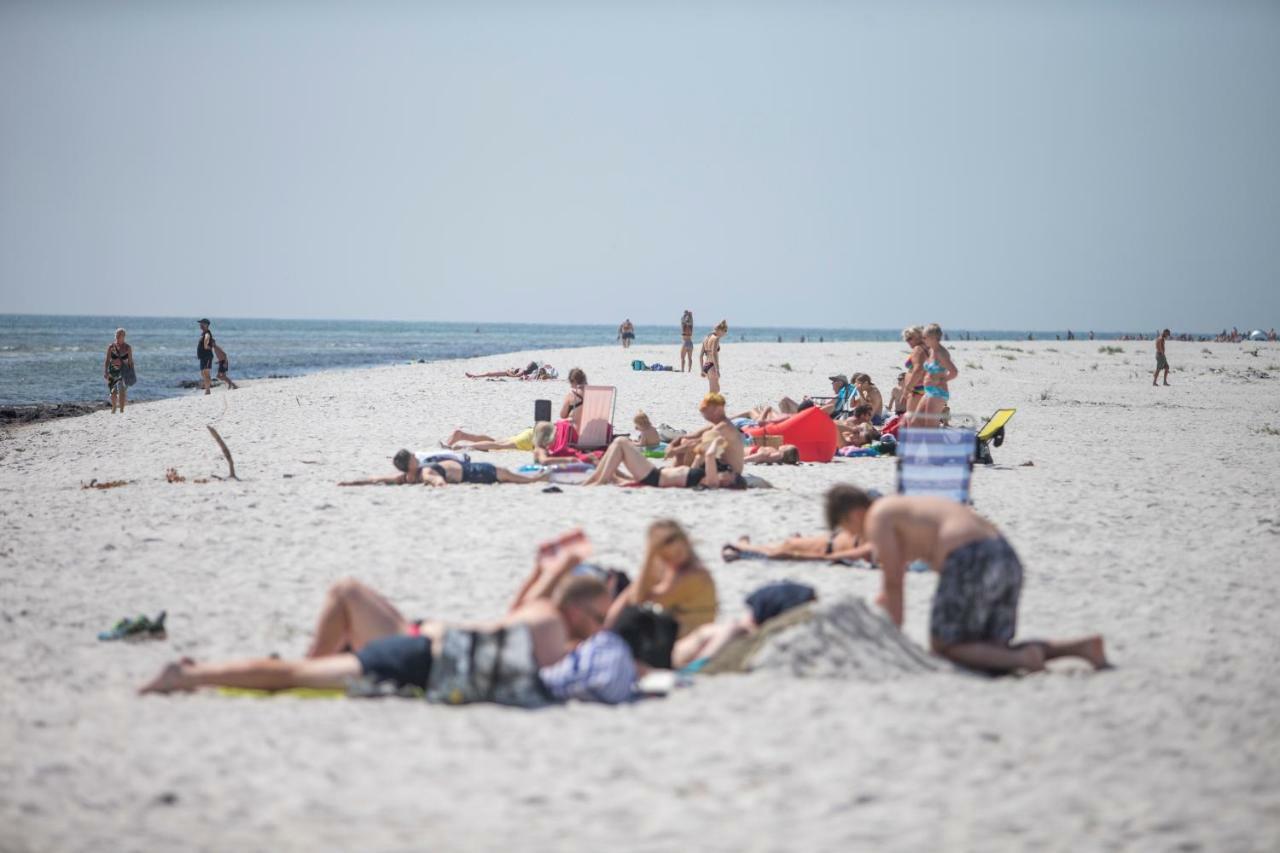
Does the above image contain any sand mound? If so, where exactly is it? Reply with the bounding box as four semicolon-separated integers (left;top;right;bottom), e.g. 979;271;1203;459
740;596;952;681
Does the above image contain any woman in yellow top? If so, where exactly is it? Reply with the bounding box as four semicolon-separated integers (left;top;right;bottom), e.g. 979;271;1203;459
606;520;718;638
441;422;554;452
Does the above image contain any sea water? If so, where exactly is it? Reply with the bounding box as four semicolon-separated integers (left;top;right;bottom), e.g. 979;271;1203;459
0;314;1114;406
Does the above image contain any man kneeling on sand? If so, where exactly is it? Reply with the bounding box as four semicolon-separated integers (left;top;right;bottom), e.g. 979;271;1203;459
141;532;663;704
824;485;1109;674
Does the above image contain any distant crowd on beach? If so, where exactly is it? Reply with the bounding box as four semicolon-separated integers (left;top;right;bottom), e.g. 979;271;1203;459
124;307;1137;708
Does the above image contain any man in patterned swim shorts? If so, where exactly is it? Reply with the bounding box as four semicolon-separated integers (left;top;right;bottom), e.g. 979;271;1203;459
825;486;1110;675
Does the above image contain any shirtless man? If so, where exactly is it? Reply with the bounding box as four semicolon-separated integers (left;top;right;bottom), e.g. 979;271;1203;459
1153;329;1171;386
662;392;746;472
824;485;1109;674
852;374;883;422
140;532;613;695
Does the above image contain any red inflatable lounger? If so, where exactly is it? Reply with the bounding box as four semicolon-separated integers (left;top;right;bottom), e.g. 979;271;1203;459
744;407;838;463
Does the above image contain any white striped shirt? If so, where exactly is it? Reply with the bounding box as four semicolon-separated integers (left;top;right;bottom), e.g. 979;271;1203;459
538;631;636;704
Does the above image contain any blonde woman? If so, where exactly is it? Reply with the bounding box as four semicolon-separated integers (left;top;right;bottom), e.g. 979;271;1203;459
700;320;728;393
896;326;929;418
441;421;554;453
915;323;958;427
605;520;718;638
103;328;134;414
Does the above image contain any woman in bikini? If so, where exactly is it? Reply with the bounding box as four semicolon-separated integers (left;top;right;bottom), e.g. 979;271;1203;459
102;328;134;414
721;527;873;564
915;322;959;428
604;520;718;638
700;320;728;394
679;310;694;372
338;449;547;486
581;435;744;489
559;368;588;430
896;326;929;418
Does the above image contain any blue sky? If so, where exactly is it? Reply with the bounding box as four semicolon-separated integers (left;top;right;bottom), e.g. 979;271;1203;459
2;1;1277;331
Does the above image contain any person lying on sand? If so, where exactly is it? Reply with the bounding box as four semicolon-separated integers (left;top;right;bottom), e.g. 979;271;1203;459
744;444;800;465
672;581;816;669
836;405;880;448
662;392;746;470
603;520;718;639
338;449;547;486
581;434;744;489
465;361;541;379
140;532;654;704
721;527;872;564
824;485;1110;675
442;422;554;453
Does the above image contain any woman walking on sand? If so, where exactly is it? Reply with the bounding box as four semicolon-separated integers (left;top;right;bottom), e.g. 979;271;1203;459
915;323;958;427
700;320;728;394
103;328;134;414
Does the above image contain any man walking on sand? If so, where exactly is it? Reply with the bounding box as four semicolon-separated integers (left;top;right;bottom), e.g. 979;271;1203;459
1153;328;1171;386
824;485;1109;675
197;319;215;395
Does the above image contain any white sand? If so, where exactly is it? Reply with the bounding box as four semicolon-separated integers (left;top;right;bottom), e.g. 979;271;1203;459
2;338;1279;852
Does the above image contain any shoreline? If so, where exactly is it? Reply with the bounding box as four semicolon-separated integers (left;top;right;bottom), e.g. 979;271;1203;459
3;337;1268;430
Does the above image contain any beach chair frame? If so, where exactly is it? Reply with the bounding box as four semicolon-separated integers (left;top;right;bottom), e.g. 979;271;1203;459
575;385;617;450
895;427;976;504
974;408;1016;465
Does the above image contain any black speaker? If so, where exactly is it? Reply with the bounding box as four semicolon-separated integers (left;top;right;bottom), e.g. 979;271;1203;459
534;399;552;423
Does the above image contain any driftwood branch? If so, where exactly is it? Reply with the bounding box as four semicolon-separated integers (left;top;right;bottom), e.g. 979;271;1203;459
206;425;239;480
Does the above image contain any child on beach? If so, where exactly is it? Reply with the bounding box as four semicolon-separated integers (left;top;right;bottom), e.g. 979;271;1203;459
212;343;238;390
825;485;1109;674
1154;329;1171;386
634;412;661;449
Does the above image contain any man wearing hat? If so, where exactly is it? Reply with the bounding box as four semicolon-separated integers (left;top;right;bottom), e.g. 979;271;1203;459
197;319;216;395
819;374;858;419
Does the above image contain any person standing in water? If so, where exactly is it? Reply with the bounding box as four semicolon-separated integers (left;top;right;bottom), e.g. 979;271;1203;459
700;320;728;394
103;328;134;414
196;319;215;395
679;310;694;372
1153;329;1171;386
618;319;636;349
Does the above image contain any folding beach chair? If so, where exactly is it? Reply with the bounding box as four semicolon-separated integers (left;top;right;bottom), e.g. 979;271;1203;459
895;427;976;503
575;385;617;450
974;408;1016;465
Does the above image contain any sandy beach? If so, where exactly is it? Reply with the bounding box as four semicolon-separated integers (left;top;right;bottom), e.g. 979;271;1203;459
2;338;1279;852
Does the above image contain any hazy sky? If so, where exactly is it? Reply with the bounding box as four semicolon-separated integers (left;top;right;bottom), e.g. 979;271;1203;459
2;1;1278;331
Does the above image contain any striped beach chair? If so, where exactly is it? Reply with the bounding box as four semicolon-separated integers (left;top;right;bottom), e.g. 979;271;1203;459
896;427;976;503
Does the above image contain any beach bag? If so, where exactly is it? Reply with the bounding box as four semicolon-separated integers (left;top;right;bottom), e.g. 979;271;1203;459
425;625;551;708
631;360;646;371
122;363;137;387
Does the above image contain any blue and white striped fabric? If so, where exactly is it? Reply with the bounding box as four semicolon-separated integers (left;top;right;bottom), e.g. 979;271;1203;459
538;630;637;705
896;428;976;503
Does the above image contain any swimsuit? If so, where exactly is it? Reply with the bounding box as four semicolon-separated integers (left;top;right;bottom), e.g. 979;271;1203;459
216;359;229;375
922;358;949;400
428;460;500;485
106;345;127;391
355;634;434;690
929;536;1023;645
504;428;536;451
